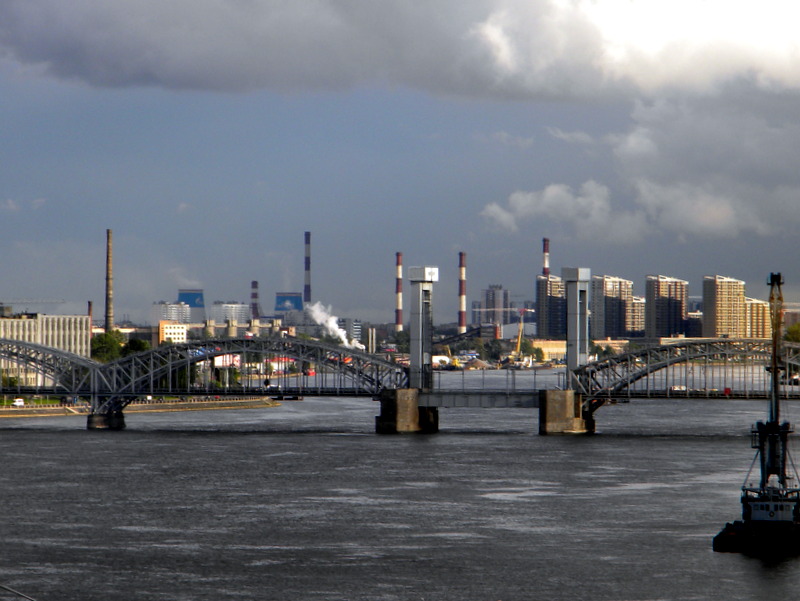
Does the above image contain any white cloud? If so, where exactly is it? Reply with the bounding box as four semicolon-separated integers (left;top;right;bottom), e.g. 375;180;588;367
3;1;800;96
547;127;594;145
482;180;647;240
482;130;534;149
166;266;202;290
0;198;44;212
632;179;768;237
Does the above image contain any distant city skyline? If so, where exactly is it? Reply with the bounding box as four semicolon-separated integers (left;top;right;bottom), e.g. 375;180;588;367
3;3;800;324
0;245;784;328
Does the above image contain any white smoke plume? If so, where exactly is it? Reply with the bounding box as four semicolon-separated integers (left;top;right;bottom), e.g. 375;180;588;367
306;301;365;350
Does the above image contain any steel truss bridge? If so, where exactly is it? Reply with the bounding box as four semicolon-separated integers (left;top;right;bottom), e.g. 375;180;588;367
0;337;409;414
2;336;799;419
573;338;800;415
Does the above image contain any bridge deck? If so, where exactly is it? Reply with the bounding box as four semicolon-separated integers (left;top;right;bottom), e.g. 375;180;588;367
419;391;539;408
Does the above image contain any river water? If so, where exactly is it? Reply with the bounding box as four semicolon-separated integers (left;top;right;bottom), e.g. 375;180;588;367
2;372;800;600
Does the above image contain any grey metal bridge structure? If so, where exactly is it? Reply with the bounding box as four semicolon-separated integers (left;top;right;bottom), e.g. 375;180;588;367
573;338;800;413
1;336;798;429
0;337;408;418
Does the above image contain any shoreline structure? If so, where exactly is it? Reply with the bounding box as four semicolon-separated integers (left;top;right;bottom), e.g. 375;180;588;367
0;396;281;419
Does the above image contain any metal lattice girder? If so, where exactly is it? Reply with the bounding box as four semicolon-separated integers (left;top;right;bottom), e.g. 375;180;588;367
92;336;409;397
0;339;99;394
572;338;796;412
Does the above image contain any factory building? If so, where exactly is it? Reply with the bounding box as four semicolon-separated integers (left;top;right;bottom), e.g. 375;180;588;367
177;289;206;323
0;311;91;357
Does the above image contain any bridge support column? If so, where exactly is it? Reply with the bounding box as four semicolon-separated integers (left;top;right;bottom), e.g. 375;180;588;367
87;411;126;431
538;390;592;435
376;389;438;434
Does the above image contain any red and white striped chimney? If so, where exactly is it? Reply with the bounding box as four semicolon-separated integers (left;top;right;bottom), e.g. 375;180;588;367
458;251;467;334
250;280;262;320
542;237;550;277
395;252;403;332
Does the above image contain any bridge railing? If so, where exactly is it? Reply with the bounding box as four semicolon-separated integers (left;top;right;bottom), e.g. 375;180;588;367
431;367;565;393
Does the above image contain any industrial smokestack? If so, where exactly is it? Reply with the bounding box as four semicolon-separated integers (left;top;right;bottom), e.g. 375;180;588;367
458;251;467;334
250;280;263;320
105;229;114;333
395;252;403;332
304;231;311;304
542;237;550;277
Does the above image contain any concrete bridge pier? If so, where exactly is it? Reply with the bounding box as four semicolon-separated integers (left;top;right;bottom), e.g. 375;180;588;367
87;411;126;430
375;389;438;434
538;390;593;434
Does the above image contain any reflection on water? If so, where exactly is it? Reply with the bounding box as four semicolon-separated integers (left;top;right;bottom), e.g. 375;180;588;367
1;392;800;600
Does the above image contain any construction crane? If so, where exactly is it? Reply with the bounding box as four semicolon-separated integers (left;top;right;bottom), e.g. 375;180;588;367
471;307;534;339
441;345;462;370
501;309;536;368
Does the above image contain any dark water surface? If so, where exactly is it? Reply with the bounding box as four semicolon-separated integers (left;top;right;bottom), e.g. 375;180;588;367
2;390;800;600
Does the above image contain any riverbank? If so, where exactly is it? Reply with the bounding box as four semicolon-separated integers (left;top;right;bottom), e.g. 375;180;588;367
0;397;281;418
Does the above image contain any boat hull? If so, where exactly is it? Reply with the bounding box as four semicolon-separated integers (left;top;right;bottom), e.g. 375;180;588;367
713;520;800;555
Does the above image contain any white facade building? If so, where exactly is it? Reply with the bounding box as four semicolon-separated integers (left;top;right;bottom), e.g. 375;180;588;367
208;302;250;325
0;313;91;357
152;301;192;324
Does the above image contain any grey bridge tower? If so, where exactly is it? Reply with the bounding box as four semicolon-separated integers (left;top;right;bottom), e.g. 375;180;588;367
376;266;440;433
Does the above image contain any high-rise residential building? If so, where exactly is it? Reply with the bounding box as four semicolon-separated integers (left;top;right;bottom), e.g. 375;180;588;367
686;311;704;337
745;297;771;339
645;275;688;338
628;296;646;337
151;301;192;324
536;274;566;339
470;300;483;326
702;275;746;338
209;301;251;325
477;284;511;325
590;275;633;339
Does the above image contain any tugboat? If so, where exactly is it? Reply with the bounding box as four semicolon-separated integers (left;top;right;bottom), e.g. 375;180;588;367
713;273;800;555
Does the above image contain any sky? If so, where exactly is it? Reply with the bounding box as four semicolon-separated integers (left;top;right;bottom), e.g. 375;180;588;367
2;0;800;325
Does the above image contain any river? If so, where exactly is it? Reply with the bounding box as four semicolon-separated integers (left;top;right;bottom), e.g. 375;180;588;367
1;374;800;600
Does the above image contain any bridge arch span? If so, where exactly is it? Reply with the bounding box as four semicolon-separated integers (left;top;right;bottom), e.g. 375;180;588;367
0;338;97;395
94;337;409;401
1;336;409;413
573;339;800;414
